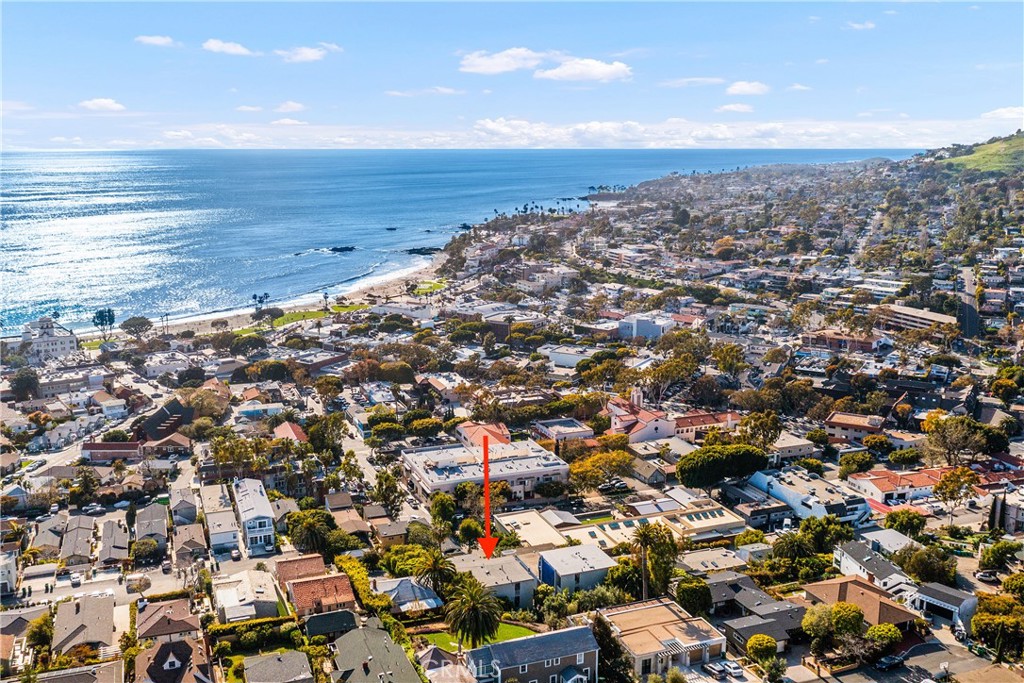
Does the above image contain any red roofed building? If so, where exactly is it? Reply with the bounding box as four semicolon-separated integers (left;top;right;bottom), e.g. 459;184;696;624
601;396;676;443
846;466;952;503
673;410;742;443
273;421;308;443
455;421;511;449
274;553;326;591
286;574;356;617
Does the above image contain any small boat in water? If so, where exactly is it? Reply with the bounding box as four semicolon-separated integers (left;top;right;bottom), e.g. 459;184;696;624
385;227;397;231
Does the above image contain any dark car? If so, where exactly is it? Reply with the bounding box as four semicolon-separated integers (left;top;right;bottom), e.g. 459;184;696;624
875;655;905;671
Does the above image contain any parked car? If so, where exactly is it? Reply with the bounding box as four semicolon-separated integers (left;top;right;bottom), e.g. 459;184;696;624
69;573;82;587
875;655;905;671
702;662;727;680
113;500;131;509
975;570;1000;583
49;503;59;514
230;549;241;561
161;560;172;573
721;661;744;679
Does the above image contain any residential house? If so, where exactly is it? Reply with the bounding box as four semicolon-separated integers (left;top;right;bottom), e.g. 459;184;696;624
679;548;747;576
372;577;443;614
455;421;511;449
846;467;948;504
243;651;314;683
602;396;676;443
97;520;130;569
169;488;198;525
212;569;280;622
136;503;169;551
205;510;239;552
272;422;308;444
451;553;538;610
274;554;326;591
60;516;94;566
372;519;408;548
909;583;978;634
53;595;115;654
706;572;805;655
803;576;917;630
232;478;276;553
331;617;420;683
134;638;212;683
824;411;885;442
532;418;594;443
538;545;616;592
834;541;915;595
324;492;354;512
286;573;356;617
81;441;142;463
32;513;67;558
271;498;299;532
137;599;201;643
673;410;741;443
465;625;600;683
302;609;357;642
198;484;232;514
173;524;208;566
600;597;728;676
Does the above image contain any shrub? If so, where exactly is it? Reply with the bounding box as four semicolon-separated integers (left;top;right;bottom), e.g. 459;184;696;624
746;633;777;662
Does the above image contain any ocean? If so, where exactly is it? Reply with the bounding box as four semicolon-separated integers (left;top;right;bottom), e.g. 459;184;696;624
1;148;916;336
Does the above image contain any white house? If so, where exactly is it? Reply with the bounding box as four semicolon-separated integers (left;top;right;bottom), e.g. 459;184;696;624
233;478;276;553
206;510;239;552
834;541;915;595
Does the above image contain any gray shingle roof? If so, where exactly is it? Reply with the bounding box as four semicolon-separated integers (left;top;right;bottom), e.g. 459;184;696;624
467;626;598;672
838;540;908;582
243;651;314;683
915;581;974;608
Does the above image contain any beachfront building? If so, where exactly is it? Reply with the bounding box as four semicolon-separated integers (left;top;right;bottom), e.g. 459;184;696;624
20;316;79;364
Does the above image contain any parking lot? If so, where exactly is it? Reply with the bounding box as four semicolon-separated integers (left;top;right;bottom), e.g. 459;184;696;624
834;642;988;683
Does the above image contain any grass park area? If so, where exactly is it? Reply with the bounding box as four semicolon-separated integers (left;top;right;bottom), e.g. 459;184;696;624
421;622;535;653
81;339;104;350
414;278;447;295
273;309;328;326
331;303;369;313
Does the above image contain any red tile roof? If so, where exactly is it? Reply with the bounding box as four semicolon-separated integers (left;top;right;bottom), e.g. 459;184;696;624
288;574;356;614
273;422;308;443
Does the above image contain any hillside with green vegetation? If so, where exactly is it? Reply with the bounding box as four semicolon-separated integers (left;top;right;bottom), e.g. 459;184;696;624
938;131;1024;173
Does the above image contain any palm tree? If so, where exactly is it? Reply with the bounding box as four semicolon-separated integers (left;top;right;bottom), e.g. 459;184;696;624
444;578;502;652
291;515;331;555
632;524;659;601
415;548;456;597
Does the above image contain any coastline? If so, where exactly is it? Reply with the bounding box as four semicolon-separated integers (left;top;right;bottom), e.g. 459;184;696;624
73;252;446;341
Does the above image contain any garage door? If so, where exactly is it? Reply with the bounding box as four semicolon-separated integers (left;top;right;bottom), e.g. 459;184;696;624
924;603;955;620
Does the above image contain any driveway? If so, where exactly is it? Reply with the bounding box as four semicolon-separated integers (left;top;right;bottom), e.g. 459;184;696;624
833;641;988;683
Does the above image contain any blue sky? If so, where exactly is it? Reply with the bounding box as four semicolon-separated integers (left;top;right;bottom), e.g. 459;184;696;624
2;2;1022;149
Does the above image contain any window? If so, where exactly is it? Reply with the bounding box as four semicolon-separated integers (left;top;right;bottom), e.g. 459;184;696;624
577;653;585;665
549;676;557;683
544;660;552;668
520;665;528;674
553;658;560;666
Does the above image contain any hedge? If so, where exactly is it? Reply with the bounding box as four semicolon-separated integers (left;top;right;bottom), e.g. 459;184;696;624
207;616;293;638
144;589;191;603
335;555;392;614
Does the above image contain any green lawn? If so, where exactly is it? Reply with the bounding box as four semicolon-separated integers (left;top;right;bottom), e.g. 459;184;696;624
81;339;104;350
940;133;1024;173
414;278;447;295
273;309;328;326
421;622;536;653
331;303;369;313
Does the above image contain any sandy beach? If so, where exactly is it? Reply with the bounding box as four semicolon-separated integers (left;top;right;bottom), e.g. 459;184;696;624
75;252;447;341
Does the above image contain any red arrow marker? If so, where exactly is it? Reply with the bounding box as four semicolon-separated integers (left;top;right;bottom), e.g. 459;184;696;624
477;434;498;559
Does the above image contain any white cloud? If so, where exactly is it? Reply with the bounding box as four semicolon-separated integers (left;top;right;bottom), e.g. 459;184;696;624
274;101;306;113
134;35;177;47
78;98;126;111
883;10;898;15
385;86;465;97
272;118;308;125
236;105;263;112
808;15;820;23
203;39;259;56
715;104;754;113
660;77;725;88
816;58;830;65
49;136;83;144
459;47;549;74
534;58;632;82
726;81;770;95
981;106;1024;120
787;83;813;91
846;21;876;30
274;44;341;63
163;130;194;140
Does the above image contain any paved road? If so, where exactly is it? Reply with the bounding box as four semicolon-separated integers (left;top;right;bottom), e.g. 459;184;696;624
959;266;980;339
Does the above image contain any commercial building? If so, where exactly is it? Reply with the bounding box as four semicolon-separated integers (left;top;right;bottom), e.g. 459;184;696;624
402;439;568;500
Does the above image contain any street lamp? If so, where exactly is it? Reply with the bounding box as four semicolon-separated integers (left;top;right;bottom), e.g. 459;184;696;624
323;291;329;311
